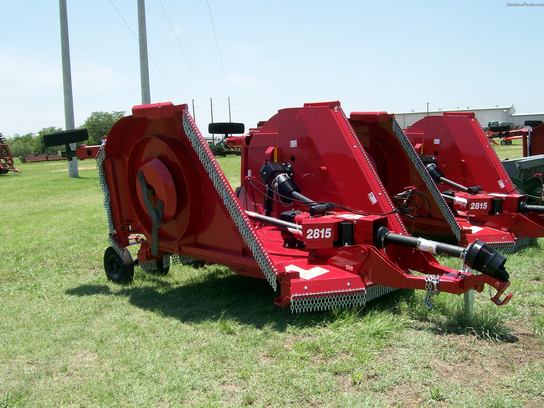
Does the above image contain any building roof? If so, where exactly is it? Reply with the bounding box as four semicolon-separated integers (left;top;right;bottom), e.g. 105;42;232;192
512;112;544;116
394;105;515;115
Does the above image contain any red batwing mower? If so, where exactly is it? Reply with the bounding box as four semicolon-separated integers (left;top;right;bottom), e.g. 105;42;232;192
97;102;512;312
404;113;544;248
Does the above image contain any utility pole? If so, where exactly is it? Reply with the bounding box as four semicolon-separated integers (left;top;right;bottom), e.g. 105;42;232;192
426;101;430;117
228;96;232;122
192;99;196;119
59;0;78;178
137;0;151;104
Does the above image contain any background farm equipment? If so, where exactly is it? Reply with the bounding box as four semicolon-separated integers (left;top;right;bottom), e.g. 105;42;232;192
75;144;101;160
402;112;544;248
42;128;101;162
502;122;544;205
0;133;19;174
22;153;64;163
208;122;243;157
97;102;512;313
519;122;544;157
43;128;89;161
347;111;536;250
486;121;527;146
40;128;101;176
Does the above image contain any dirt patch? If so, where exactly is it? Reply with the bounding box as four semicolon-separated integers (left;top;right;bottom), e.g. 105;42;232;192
68;350;98;373
218;382;243;404
353;325;544;406
387;383;424;407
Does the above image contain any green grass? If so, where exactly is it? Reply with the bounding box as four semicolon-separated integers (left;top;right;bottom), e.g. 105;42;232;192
493;138;523;161
0;157;543;407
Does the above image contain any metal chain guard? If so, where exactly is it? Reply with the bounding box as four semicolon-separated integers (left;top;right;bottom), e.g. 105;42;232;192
96;143;124;257
390;120;462;242
181;111;279;291
290;285;397;313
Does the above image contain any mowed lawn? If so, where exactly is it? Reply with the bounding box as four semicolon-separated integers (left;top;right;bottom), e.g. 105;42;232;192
0;146;543;407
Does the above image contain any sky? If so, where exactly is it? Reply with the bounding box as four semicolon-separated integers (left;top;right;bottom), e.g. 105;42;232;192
1;0;543;137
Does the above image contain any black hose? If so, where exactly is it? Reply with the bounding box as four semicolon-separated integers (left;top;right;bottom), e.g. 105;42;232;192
426;163;481;194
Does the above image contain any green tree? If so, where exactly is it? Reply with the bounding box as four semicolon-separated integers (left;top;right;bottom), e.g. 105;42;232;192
8;133;38;159
37;127;63;154
82;111;125;145
7;126;63;159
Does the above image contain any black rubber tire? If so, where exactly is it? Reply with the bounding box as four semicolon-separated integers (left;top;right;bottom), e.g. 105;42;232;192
500;140;506;146
507;140;513;145
104;246;134;284
208;122;245;135
0;168;9;175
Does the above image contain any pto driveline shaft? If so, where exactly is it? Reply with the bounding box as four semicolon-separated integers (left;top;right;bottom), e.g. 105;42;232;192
379;229;464;258
375;226;509;281
519;201;544;213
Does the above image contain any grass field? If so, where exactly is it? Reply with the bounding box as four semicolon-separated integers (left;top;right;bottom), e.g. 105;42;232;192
0;140;543;407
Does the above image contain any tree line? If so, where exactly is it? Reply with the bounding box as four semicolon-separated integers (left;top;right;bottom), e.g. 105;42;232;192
6;111;125;159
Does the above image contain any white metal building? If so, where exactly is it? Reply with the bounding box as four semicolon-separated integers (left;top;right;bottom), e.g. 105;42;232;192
394;106;516;129
511;112;544;126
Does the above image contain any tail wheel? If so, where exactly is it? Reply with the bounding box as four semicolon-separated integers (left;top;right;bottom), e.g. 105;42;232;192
104;246;134;283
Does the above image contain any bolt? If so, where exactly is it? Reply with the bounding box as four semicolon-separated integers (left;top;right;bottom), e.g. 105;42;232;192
304;286;308;291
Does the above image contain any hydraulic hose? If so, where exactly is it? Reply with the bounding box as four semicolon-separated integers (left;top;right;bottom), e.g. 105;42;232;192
260;162;333;215
291;191;333;215
426;163;481;194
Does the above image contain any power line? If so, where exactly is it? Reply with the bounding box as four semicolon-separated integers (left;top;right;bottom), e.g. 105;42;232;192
108;0;138;39
205;0;228;89
108;0;182;96
155;0;204;91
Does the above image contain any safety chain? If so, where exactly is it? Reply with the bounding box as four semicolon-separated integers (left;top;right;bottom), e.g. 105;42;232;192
424;274;440;310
